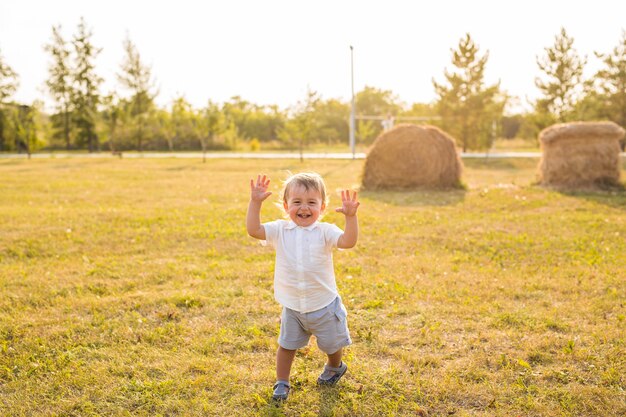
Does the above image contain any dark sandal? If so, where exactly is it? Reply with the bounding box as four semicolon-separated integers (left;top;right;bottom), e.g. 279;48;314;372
272;381;290;401
317;361;348;386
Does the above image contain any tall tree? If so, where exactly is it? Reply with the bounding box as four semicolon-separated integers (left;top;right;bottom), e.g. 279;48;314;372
355;86;402;144
313;98;349;144
100;93;126;154
278;88;320;160
13;104;43;158
355;86;402;117
117;34;156;151
433;33;504;151
72;17;102;152
170;96;200;150
202;100;225;152
44;25;73;150
594;30;626;131
0;49;19;150
0;49;19;103
535;27;586;124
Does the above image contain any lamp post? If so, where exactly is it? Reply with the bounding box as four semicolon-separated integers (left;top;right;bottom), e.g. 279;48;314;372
349;45;356;159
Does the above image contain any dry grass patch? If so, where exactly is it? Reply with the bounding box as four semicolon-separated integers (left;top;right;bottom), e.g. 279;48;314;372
0;157;625;416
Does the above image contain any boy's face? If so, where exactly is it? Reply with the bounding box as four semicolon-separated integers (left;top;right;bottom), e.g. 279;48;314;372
283;184;325;227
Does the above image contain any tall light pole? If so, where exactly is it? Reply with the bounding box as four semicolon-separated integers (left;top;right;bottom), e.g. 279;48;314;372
349;45;356;159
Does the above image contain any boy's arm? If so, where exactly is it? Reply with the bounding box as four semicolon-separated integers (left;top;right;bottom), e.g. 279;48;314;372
246;175;272;240
335;190;360;249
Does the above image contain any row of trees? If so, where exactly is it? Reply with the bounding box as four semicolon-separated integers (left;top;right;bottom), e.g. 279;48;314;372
0;20;625;154
435;29;626;151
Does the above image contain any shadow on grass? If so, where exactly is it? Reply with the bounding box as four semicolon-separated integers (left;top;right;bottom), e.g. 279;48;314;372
462;157;538;171
558;186;626;211
360;188;466;207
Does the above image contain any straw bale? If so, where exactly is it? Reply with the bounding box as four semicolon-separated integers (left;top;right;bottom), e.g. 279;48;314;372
362;124;463;189
538;121;625;188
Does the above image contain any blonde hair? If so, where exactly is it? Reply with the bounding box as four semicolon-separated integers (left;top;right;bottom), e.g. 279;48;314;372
281;172;329;208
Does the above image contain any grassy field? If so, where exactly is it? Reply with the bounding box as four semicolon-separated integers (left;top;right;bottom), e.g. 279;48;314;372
1;157;625;417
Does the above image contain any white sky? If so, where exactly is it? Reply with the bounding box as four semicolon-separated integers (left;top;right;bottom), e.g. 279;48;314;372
1;0;625;113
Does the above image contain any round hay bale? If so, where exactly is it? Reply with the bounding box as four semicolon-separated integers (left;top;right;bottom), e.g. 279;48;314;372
362;124;463;189
538;121;625;189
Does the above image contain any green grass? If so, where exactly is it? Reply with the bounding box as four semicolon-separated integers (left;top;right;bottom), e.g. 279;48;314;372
1;157;625;416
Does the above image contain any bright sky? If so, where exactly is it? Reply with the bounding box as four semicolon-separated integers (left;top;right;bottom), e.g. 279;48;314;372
1;0;625;113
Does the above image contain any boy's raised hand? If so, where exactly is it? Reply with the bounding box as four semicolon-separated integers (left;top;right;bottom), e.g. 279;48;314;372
335;190;360;216
250;174;272;202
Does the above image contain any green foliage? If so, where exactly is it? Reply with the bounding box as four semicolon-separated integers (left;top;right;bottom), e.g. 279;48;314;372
44;25;74;150
201;100;226;150
400;102;437;119
312;98;349;144
0;102;48;154
249;138;261;151
6;26;626;153
534;27;586;125
99;94;125;152
14;104;43;155
117;35;155;110
0;50;20;151
117;34;157;152
355;86;403;144
221;119;240;150
594;30;626;127
356;85;402;118
356;119;377;145
222;96;283;144
169;96;202;150
580;29;626;149
501;114;523;139
433;33;505;151
71;17;103;152
278;88;319;156
0;49;19;104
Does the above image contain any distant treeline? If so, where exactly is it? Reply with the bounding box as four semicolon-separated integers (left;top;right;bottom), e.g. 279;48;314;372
0;20;625;154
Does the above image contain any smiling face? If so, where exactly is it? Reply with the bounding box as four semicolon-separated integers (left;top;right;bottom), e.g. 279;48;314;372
283;184;326;227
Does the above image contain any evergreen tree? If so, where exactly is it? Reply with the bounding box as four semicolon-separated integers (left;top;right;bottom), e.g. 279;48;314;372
72;17;102;152
433;33;504;151
594;30;626;130
534;27;586;124
44;25;73;150
117;34;156;151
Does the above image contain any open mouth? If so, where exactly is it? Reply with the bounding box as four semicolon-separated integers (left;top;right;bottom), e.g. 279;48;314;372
297;213;312;219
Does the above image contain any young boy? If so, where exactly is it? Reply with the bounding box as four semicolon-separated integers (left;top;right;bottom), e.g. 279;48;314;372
246;172;360;401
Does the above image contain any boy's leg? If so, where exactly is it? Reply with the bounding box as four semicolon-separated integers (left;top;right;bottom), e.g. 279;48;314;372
313;297;351;385
326;348;343;371
276;346;296;381
273;346;296;401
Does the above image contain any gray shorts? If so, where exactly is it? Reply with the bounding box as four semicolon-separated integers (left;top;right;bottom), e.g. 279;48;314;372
278;296;352;354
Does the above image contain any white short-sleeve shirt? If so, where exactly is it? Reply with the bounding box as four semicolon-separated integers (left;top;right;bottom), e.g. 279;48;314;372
263;220;344;313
